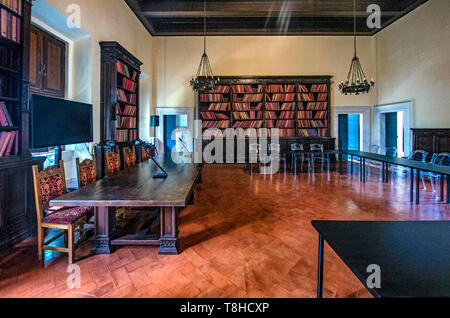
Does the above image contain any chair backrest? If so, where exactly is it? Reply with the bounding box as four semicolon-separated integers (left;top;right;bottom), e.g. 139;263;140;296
310;143;324;152
142;146;151;162
76;157;97;189
385;147;398;158
370;145;380;154
409;149;428;162
32;161;67;223
123;146;137;169
290;143;304;151
105;149;121;176
434;153;450;166
269;143;281;154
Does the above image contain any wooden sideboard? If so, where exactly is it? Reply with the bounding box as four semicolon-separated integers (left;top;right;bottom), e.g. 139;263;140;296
412;129;450;160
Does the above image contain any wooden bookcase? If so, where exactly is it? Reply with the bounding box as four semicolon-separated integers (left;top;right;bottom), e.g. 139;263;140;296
197;76;335;160
0;0;46;250
97;41;142;178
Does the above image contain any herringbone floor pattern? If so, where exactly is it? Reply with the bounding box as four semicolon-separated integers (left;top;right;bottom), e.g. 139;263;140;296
0;164;448;298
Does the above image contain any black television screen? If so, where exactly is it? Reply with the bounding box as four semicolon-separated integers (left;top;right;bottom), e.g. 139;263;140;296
30;94;93;149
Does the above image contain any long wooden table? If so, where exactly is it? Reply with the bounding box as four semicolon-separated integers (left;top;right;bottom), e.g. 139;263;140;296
50;154;201;255
312;221;450;298
339;149;450;204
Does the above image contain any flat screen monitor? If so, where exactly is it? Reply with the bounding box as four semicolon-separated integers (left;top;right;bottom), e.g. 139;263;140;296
30;94;93;149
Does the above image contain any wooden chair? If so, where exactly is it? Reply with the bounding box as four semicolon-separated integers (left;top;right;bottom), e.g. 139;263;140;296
32;161;93;264
123;146;137;168
75;157;97;189
142;146;150;162
104;149;121;176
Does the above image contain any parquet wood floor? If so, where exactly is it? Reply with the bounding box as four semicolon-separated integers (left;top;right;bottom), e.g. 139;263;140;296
0;164;448;298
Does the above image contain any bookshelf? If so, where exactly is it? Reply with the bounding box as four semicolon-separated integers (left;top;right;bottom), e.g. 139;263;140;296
0;0;46;250
97;41;142;177
197;76;335;160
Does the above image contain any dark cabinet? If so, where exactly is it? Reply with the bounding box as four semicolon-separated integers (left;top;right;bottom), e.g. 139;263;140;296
412;129;450;160
29;25;66;98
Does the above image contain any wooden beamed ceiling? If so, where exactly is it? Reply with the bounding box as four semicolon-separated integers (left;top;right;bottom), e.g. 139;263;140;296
125;0;429;36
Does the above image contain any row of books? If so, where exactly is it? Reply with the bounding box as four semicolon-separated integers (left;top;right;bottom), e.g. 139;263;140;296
200;94;227;102
0;0;22;14
115;103;136;116
202;120;230;129
266;120;295;129
298;128;328;137
200;112;229;120
298;111;328;119
116;88;137;104
310;84;328;93
233;102;263;111
207;85;230;93
298;93;315;101
116;60;137;80
115;129;137;143
265;111;295;120
303;102;328;110
266;93;295;102
116;116;136;129
121;77;137;93
317;93;328;101
232;85;262;93
298;120;328;128
266;84;295;93
0;8;21;43
0;101;13;127
0;46;18;70
207;103;230;111
201;128;307;138
232;120;263;129
233;94;263;102
265;102;295;111
0;130;18;156
233;111;262;120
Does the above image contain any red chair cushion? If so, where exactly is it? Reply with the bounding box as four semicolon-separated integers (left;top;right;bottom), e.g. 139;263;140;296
107;156;120;174
42;207;93;225
80;166;96;187
126;153;136;167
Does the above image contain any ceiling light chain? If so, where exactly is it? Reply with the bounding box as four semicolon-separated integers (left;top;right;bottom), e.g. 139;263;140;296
339;0;375;95
190;0;219;92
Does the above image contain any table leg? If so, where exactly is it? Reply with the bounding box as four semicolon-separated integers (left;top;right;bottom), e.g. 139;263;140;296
159;206;180;255
92;206;116;254
339;153;343;175
416;169;420;205
410;168;414;202
440;175;444;202
363;158;366;183
351;155;353;174
359;157;362;182
312;154;315;174
447;176;449;204
382;162;385;183
317;234;324;299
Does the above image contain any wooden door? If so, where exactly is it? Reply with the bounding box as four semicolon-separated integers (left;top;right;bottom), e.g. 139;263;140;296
29;25;42;95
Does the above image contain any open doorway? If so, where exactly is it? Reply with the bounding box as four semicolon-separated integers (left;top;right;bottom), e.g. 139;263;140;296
333;106;371;153
374;102;411;158
156;107;194;154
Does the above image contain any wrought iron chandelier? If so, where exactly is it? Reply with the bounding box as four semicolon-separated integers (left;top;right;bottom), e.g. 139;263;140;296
339;0;375;95
190;0;219;91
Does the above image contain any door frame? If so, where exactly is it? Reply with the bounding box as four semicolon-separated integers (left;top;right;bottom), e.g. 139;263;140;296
333;106;371;152
373;101;412;157
155;107;194;154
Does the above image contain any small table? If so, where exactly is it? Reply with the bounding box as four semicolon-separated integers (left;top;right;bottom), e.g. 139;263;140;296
50;154;201;255
312;220;450;298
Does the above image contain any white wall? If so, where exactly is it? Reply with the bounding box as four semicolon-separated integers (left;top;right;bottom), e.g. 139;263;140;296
375;0;450;128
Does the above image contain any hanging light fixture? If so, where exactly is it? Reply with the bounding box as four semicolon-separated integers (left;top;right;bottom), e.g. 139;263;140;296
190;0;219;91
339;0;375;95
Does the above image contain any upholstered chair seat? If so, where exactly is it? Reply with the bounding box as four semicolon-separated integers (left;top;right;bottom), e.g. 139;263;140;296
42;206;93;226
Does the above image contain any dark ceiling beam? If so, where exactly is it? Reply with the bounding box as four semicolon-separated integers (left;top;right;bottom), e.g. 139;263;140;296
137;0;403;13
125;0;156;35
141;11;400;18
